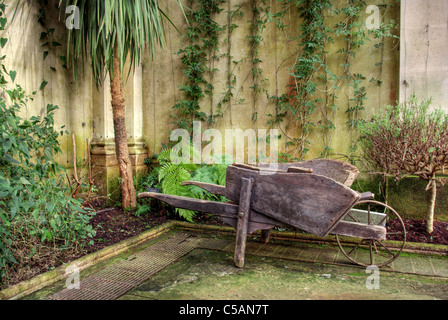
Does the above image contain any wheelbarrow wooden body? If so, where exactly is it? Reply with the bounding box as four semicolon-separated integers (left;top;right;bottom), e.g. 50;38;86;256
139;160;406;268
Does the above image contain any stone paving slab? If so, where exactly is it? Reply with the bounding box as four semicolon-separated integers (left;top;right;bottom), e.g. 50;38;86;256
46;231;448;300
430;258;448;277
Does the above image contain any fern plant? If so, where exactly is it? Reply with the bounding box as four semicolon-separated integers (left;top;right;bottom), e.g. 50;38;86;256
154;148;229;221
188;163;228;202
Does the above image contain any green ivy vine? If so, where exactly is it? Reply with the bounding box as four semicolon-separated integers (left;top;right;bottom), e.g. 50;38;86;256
165;0;398;163
266;0;398;162
171;0;225;133
247;0;268;128
215;1;244;125
37;0;67;74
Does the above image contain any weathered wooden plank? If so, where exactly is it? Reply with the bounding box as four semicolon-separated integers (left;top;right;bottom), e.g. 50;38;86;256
225;165;361;237
219;216;275;234
257;159;359;187
261;229;272;244
287;167;314;174
235;163;314;175
234;178;253;268
138;192;235;216
233;163;287;173
181;181;227;197
330;221;387;241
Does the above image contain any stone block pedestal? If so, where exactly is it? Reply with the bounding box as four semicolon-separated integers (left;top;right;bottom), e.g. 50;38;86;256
91;139;148;200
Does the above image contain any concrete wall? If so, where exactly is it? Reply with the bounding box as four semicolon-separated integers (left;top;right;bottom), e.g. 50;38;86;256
2;0;94;169
143;0;401;160
400;0;448;109
2;0;402;164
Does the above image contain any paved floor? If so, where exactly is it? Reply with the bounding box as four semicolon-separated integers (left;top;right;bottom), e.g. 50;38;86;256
42;231;448;300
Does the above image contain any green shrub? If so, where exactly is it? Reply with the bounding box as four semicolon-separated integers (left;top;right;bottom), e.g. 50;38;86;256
0;3;95;286
0;90;96;284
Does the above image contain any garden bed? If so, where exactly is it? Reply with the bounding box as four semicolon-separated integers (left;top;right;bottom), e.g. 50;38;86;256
389;219;448;245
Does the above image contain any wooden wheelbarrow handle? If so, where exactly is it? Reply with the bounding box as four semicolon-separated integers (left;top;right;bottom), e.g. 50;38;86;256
181;181;227;197
138;191;278;234
359;192;375;201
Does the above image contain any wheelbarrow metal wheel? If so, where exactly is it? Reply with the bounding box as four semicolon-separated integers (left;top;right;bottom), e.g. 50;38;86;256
336;200;407;268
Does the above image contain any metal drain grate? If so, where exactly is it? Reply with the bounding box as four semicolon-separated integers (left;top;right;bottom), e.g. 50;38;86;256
49;276;134;300
48;232;198;300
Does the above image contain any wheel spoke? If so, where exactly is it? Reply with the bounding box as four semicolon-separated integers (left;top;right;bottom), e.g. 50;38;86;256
376;240;395;257
373;240;379;254
367;204;371;225
387;231;404;236
346;212;359;223
347;241;363;256
378;215;388;226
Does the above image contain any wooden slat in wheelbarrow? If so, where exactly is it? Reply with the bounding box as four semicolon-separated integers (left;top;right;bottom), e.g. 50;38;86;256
256;159;359;187
182;159;360;197
230;160;362;243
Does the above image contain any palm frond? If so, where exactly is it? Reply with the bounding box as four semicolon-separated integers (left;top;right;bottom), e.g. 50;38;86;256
59;0;185;86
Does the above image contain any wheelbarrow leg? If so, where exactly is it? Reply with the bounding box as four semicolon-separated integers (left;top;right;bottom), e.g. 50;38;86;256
261;229;271;244
234;177;254;268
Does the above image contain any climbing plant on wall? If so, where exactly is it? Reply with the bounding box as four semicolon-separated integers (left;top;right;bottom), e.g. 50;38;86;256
265;0;333;161
215;1;244;124
247;0;268;129
265;0;398;162
334;0;370;157
171;0;225;133
169;0;398;163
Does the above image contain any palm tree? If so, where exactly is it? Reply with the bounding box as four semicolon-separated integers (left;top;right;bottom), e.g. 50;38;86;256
60;0;184;208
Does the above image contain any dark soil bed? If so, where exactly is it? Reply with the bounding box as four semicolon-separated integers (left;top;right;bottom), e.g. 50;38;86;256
388;219;448;246
85;207;168;255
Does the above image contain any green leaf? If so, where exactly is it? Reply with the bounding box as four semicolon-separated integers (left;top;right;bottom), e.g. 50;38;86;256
9;70;16;83
20;177;31;185
4;154;19;164
29;247;37;258
46;104;59;113
0;37;7;48
39;80;48;91
5;249;17;264
0;17;7;30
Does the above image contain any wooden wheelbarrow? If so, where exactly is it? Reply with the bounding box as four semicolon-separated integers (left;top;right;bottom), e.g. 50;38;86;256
138;159;406;268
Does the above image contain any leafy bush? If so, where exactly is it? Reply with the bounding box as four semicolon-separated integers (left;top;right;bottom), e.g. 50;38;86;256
0;4;95;286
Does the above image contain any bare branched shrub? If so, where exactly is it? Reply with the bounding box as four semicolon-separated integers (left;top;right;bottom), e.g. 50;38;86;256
359;95;448;233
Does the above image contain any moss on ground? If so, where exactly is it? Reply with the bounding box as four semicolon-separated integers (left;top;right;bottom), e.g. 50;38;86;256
120;249;448;300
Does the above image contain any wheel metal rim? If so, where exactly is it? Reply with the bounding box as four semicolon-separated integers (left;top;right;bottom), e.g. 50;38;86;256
336;200;407;268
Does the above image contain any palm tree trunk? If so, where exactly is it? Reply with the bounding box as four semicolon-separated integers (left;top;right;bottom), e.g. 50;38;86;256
110;46;137;209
